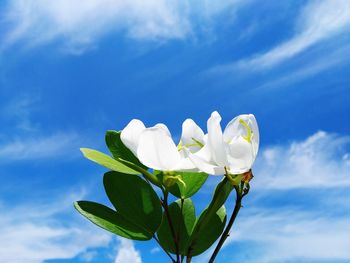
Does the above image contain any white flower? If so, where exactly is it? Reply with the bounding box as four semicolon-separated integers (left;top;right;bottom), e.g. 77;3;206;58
178;118;206;154
120;119;146;156
189;111;259;175
120;119;198;171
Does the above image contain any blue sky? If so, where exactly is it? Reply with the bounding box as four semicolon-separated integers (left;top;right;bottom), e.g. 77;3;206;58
1;0;350;262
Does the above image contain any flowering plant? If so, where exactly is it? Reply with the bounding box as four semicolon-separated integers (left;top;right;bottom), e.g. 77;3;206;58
74;111;259;262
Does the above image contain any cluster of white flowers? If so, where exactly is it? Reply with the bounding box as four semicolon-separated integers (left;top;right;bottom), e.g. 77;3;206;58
121;111;259;176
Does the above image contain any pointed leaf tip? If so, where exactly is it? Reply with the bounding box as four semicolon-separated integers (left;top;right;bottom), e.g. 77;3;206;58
80;147;140;175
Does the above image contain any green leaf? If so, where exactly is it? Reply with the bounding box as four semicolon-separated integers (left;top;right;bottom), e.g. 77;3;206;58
207;177;234;214
74;201;151;240
118;158;162;187
188;206;227;256
161;172;209;199
186;177;232;256
80;148;139;175
104;171;162;234
105;130;147;169
157;199;196;255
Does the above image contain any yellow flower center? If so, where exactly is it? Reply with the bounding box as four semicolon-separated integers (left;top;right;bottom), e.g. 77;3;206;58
177;138;204;151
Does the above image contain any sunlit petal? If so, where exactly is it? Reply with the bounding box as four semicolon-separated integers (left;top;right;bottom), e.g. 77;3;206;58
180;118;205;153
155;123;171;137
188;150;225;175
226;137;254;174
207;111;228;166
137;127;181;170
120;119;146;155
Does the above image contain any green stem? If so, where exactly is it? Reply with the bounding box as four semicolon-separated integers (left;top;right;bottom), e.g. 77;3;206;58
162;190;180;263
208;186;242;263
177;198;184;254
186;176;232;259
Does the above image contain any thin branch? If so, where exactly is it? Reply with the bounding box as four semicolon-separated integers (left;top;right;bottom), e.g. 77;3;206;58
208;186;242;262
153;235;176;263
177;198;185;256
162;190;180;263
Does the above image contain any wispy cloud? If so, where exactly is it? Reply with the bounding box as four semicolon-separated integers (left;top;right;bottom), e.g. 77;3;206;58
1;0;190;53
254;43;350;91
0;190;111;263
229;209;350;263
0;94;83;162
241;0;350;69
254;131;350;189
0;0;246;54
114;238;142;263
0;94;40;132
0;132;80;162
196;131;350;263
237;131;350;262
211;0;350;73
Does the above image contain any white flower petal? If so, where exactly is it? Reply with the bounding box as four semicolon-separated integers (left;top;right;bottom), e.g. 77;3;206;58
226;137;254;174
120;119;146;155
137;127;181;171
174;156;198;171
155;123;171;137
248;114;259;157
188;150;224;175
223;115;240;143
193;143;212;162
207;111;228;166
224;113;259;167
224;114;259;147
180;119;205;153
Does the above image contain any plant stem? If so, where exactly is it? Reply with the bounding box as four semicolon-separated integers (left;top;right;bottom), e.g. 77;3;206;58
177;198;184;254
153;235;176;263
162;190;180;263
208;186;242;263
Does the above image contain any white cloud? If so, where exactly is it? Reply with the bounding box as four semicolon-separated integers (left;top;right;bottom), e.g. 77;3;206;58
253;131;350;189
241;0;350;69
1;0;246;53
150;247;161;254
115;238;142;263
195;131;350;263
0;94;40;132
210;0;350;74
1;0;191;53
0;95;82;162
79;250;98;262
0;190;111;263
254;43;350;91
0;132;80;162
227;210;350;263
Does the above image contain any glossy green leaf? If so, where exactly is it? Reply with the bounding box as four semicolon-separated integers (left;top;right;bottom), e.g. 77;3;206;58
80;148;139;175
104;171;162;234
118;158;162;187
74;201;151;240
161;172;208;199
188;206;227;256
207;177;234;215
157;199;196;255
105;130;147;169
186;178;232;257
